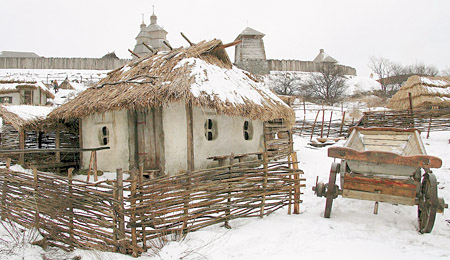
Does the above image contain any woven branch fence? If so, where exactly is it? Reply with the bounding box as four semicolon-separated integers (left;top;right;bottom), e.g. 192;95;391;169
359;108;450;137
0;155;303;256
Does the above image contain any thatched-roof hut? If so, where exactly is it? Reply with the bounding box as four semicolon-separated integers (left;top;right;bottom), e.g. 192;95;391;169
388;75;450;110
0;76;54;106
50;39;294;175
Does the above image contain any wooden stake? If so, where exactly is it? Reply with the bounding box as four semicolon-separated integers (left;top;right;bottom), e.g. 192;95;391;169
427;115;432;139
291;152;300;214
6;158;11;169
326;111;333;138
130;170;138;257
180;32;194;46
340;111;346;136
260;151;269;218
163;40;173;50
186;102;194;172
68;168;74;249
320;109;325;138
33;168;40;228
19;128;25;166
55;129;61;174
128;49;141;58
116;168;126;254
142;42;155;53
310;110;320;141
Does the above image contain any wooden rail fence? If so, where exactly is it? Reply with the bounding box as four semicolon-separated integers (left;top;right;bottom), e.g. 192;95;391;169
0;155;303;256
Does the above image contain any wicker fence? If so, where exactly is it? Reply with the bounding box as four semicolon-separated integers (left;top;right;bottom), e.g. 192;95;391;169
0;155;303;256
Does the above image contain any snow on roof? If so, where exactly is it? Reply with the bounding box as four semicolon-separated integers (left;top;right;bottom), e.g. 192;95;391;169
177;57;285;106
421;77;450;87
3;105;53;121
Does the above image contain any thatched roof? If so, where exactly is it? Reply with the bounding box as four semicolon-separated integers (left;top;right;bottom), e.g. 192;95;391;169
0;105;54;130
50;39;294;125
0;76;55;99
388;75;450;110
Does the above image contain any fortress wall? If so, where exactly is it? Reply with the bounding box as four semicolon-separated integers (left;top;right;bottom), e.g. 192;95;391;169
0;57;130;70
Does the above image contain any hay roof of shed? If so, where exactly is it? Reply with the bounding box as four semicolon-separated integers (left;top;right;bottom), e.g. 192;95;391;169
0;75;55;98
49;39;294;125
388;75;450;110
0;105;54;130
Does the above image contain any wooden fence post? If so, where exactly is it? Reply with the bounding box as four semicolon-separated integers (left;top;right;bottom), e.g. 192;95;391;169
326;111;333;138
310;110;320;141
5;158;11;169
55;129;61;174
33;168;40;228
320;109;325;138
130;170;138;257
68;168;74;249
19;128;25;166
291;152;300;214
427;115;433;139
339;111;346;136
224;153;233;229
1;169;7;220
115;169;126;254
260;152;269;218
138;166;147;250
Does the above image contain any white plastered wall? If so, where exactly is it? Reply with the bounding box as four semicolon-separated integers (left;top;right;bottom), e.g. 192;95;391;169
162;102;264;175
0;92;20;105
81;109;130;172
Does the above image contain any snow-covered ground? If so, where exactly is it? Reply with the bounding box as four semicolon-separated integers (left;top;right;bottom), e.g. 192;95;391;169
1;103;450;259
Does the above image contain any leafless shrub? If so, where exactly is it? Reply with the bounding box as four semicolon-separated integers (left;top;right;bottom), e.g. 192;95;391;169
0;218;40;258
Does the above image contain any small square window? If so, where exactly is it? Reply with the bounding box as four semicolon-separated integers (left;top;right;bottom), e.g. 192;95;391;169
0;96;12;104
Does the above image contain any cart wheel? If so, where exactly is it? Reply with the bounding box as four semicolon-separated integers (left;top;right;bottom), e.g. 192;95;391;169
324;162;340;218
418;173;438;233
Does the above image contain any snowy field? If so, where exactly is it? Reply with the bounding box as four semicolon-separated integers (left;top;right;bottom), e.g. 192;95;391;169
1;103;450;259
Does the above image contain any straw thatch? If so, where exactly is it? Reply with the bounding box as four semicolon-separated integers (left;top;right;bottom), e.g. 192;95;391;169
0;79;55;99
0;105;54;130
388;75;450;110
49;39;294;125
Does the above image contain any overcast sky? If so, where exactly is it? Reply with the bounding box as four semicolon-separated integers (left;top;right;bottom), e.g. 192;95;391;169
1;0;449;77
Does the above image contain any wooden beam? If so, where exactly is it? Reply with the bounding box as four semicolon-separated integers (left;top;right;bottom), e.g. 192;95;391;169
218;40;242;49
142;42;155;53
128;49;141;58
163;40;173;51
0;146;110;154
180;32;194;46
185;102;194;172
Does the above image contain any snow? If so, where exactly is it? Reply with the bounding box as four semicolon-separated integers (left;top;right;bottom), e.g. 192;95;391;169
1;101;450;259
421;77;450;87
424;85;450;95
177;58;287;107
3;105;54;121
345;76;381;95
0;69;109;85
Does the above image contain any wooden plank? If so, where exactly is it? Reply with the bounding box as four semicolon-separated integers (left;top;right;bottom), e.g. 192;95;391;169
343;174;417;198
342;190;416;206
328;147;442;168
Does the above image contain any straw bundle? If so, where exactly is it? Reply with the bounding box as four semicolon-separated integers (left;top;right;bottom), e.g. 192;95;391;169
388;75;450;110
49;39;294;126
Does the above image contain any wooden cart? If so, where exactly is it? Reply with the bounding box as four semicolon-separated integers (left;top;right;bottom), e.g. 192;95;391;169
313;127;447;233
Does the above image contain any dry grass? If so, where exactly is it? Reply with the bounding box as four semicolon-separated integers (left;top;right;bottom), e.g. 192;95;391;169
388;75;450;110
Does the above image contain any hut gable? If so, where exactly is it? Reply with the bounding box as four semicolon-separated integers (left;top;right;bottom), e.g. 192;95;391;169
50;39;294;125
388;75;450;110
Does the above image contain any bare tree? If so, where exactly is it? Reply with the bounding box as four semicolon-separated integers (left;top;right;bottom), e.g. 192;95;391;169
268;72;301;96
406;62;439;76
442;67;450;77
369;56;391;94
302;64;347;105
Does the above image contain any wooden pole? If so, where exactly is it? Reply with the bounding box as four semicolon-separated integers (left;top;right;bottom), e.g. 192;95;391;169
291;152;300;214
186;102;194;172
55;129;61;174
68;168;74;249
19;128;25;166
6;158;11;169
310;110;320;141
427;115;433;139
300;99;306;136
260;151;269;218
33;168;40;228
116;168;126;254
326;111;333;138
128;49;140;58
180;32;194;46
1;170;7;220
287;153;293;215
320;109;325;138
339;111;346;136
138;166;147;250
224;153;233;229
130;170;138;257
142;42;155;53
